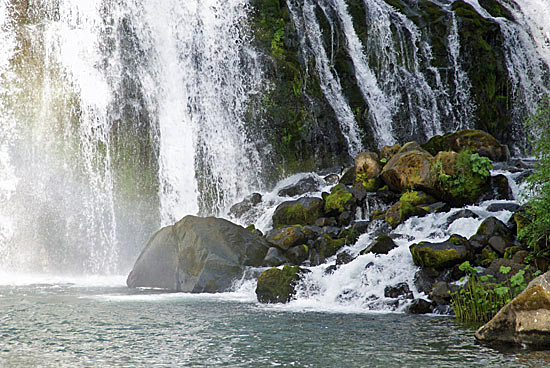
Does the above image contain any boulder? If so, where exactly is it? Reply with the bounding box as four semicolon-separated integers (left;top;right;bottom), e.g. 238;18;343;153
263;247;289;267
475;271;550;347
278;175;320;197
255;265;302;303
380;143;401;163
272;197;324;227
409;237;471;270
229;193;262;218
384;282;413;299
385;201;428;228
266;226;308;251
339;167;355;185
486;202;520;213
286;244;309;265
407;299;435;314
380;142;433;192
354;152;381;180
324;184;355;215
399;190;436;207
336;251;355;266
423;129;510;161
127;216;270;292
475;216;513;239
360;235;397;255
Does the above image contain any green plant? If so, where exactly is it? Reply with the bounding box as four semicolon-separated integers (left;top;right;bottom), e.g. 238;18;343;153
450;261;531;323
519;94;550;262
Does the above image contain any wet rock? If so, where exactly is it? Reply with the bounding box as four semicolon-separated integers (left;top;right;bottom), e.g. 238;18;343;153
512;250;529;264
380;142;433;192
488;235;510;256
272;197;324;227
229;193;262;218
339;167;355;185
385;201;429;228
399;190;437;207
486;202;520;213
422;129;509;161
409;237;471;270
475;271;550;347
266;226;307;251
407;299;435;314
484;258;531;283
278;175;320;197
429;281;452;305
489;174;513;200
127;216;270;292
324;265;337;274
324;184;356;216
414;269;436;295
314;217;337;227
476;246;499;267
256;265;302;303
384;282;413;299
424;201;451;213
286;244;309;265
336;251;355;266
475;216;513;239
263;247;289;267
446;209;479;227
324;173;340;185
360;235;397;255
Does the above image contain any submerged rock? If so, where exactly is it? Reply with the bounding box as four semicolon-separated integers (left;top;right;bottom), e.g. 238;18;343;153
475;271;550;348
256;265;303;303
127;216;270;292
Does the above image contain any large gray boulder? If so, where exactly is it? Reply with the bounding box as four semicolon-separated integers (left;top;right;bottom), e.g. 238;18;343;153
475;271;550;348
127;216;270;292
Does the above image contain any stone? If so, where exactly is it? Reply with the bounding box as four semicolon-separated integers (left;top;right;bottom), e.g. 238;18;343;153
272;197;324;227
429;281;452;306
263;247;289;267
407;299;435;314
127;216;270;292
339;167;355;185
475;271;550;347
423;129;509;161
384;282;413;299
486;202;520;213
475;216;512;238
286;244;309;265
409;237;471;270
414;269;436;295
385;201;428;228
380;143;401;163
324;184;356;215
324;173;340;185
354;152;381;179
278;175;320;197
380;142;433;192
360;235;397;255
229;193;262;218
512;250;529;264
336;251;355;266
266;226;307;251
255;265;302;303
488;235;510;256
446;209;479;227
484;258;531;284
399;190;436;207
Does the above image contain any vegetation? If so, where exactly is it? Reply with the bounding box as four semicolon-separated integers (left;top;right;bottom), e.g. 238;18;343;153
450;261;538;323
519;94;550;262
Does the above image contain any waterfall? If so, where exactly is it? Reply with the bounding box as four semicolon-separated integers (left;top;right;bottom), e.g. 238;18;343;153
0;0;264;274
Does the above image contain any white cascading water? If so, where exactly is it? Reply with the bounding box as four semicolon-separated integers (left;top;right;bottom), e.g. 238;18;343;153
0;0;264;274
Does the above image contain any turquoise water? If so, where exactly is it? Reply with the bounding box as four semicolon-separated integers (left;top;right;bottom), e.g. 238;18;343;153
1;277;549;367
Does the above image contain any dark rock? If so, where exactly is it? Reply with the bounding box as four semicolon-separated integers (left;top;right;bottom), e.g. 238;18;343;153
324;173;339;185
338;210;353;226
127;216;270;292
256;265;302;303
475;216;512;239
433;305;454;315
414;269;436;294
484;258;531;283
272;197;324;227
424;202;451;213
407;299;435;314
286;244;309;265
229;193;262;218
351;220;370;235
476;246;499;267
324;265;337;274
336;251;355;266
446;209;479;227
491;175;513;200
314;217;337;227
512;250;529;264
339;167;355;185
266;226;307;251
469;234;489;251
429;281;452;305
488;235;510;256
278;175;320;197
263;247;289;267
486;202;520;213
384;282;413;299
385;201;429;228
361;235;397;255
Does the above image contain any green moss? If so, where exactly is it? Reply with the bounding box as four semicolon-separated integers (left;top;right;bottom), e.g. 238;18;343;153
385;201;428;228
511;285;550;311
410;244;462;269
478;246;499;267
399;190;435;206
323;234;347;258
273;203;321;227
324;184;354;214
256;265;301;303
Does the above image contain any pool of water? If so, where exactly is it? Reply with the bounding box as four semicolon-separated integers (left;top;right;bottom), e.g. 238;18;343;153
1;276;549;367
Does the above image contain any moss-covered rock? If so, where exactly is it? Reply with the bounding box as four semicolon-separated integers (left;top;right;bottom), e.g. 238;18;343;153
380;144;401;163
399;190;436;207
381;142;433;192
272;197;324;227
354;152;381;179
423;129;509;161
320;234;347;258
324;184;355;215
266;226;307;251
410;237;471;269
255;265;302;303
385;201;429;228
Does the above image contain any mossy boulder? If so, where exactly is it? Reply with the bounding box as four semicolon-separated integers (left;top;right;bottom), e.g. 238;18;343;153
266;226;307;251
428;150;492;206
410;237;471;269
272;197;324;227
423;129;509;162
475;271;550;347
399;190;436;207
319;234;347;258
255;265;302;303
385;201;429;228
354;152;381;179
324;184;355;215
381;142;433;192
380;144;401;163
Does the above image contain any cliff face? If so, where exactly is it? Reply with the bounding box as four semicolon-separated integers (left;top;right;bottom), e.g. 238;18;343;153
249;0;550;176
